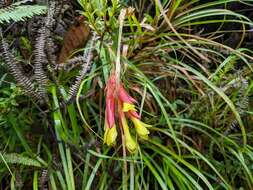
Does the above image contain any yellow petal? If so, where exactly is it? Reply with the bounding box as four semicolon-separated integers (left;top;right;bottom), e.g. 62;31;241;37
122;103;136;112
104;125;117;146
121;116;137;153
125;135;137;153
104;127;109;144
131;117;150;140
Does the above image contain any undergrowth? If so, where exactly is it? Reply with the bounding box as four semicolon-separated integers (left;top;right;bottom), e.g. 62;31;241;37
0;0;253;189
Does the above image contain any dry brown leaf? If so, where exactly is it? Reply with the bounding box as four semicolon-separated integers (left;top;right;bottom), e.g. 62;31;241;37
58;16;90;64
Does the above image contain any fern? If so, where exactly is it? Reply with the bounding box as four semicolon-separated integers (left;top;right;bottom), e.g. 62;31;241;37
34;1;57;101
0;31;42;99
55;56;86;71
39;169;49;189
0;2;58;102
224;77;249;136
0;5;47;24
34;26;49;100
46;37;57;66
67;32;96;102
0;153;42;167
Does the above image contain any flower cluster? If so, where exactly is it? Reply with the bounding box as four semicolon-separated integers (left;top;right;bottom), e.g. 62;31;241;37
104;74;150;153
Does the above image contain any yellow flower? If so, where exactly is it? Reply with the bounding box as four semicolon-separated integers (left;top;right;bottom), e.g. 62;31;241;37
104;125;117;146
122;102;136;112
131;117;150;140
121;116;137;153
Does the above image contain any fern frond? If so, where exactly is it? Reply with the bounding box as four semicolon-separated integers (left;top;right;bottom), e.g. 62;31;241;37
225;77;249;135
67;32;97;102
34;2;57;100
0;153;42;167
39;169;49;188
56;56;86;71
0;5;47;24
34;27;49;99
46;37;57;66
0;31;41;99
67;58;92;102
44;2;56;28
45;2;60;66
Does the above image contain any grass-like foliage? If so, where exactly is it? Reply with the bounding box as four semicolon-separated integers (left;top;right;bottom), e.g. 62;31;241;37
0;0;253;189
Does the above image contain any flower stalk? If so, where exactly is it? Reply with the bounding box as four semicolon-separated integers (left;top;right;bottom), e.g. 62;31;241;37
103;8;150;153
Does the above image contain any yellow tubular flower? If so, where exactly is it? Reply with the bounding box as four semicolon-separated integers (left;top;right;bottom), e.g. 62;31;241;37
122;102;136;112
121;116;137;153
104;125;117;146
131;117;150;140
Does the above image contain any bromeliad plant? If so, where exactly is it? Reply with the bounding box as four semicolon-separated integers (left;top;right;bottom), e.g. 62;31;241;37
102;8;151;153
103;73;151;152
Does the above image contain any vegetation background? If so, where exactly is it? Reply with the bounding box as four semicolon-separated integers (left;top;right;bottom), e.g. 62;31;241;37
0;0;253;189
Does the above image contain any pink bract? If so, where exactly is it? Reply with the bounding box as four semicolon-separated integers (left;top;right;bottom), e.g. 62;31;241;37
118;85;137;104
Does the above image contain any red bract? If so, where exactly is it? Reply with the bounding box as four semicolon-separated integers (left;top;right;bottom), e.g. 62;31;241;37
118;85;137;104
127;110;141;119
105;74;116;128
106;98;115;128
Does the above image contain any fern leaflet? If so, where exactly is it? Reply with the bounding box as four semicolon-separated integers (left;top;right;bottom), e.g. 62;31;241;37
0;153;42;167
0;5;47;24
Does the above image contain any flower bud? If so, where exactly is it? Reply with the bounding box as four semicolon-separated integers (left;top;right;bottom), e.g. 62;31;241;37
131;117;150;140
121;115;137;153
104;124;117;146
